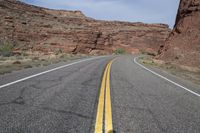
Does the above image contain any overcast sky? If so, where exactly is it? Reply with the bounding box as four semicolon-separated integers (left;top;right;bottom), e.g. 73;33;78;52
21;0;180;28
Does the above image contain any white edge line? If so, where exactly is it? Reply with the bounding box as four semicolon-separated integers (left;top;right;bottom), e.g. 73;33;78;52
0;56;104;89
134;57;200;97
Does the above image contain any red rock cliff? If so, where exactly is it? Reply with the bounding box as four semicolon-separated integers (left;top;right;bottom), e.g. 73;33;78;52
158;0;200;67
0;0;170;55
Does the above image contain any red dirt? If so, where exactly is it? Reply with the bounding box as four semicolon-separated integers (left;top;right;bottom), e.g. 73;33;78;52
0;0;170;55
157;0;200;68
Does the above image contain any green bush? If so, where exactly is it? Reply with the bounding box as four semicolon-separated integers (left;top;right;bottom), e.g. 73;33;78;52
0;41;14;57
115;48;126;54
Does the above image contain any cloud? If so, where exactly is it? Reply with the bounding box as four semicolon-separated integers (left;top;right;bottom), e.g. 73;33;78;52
21;0;180;28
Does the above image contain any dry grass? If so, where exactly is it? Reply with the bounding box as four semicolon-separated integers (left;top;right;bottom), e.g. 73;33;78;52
0;53;89;75
139;56;200;85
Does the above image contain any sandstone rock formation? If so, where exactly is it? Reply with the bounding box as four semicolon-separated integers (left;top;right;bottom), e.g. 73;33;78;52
158;0;200;68
0;0;170;55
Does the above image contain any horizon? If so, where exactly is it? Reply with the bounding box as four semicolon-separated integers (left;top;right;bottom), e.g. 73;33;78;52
20;0;180;28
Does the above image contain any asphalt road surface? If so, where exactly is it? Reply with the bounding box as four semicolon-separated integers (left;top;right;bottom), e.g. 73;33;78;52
0;56;200;133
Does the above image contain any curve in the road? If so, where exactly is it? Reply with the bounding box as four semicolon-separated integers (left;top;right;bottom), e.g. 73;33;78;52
134;57;200;97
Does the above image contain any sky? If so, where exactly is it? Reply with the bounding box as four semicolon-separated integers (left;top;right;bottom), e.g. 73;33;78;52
21;0;180;28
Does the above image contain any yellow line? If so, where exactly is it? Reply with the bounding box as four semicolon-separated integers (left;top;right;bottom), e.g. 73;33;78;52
105;61;113;133
95;59;115;133
95;62;110;133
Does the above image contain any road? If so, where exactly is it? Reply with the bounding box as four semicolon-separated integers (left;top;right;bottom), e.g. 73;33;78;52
0;56;200;133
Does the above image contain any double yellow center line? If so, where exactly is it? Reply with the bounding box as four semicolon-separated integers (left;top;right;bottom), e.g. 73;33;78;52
95;59;115;133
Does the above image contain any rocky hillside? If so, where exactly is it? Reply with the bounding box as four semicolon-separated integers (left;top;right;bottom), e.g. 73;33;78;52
0;0;170;55
158;0;200;68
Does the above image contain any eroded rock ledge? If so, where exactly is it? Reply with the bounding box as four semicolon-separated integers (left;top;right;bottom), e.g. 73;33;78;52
0;0;171;55
158;0;200;67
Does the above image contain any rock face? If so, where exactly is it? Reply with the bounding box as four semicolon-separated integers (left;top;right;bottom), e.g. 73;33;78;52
158;0;200;67
0;0;170;55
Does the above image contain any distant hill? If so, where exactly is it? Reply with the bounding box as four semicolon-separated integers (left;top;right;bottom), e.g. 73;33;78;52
0;0;170;55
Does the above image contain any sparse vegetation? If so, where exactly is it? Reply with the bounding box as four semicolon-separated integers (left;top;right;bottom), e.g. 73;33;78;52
140;50;157;56
139;56;200;85
0;41;14;57
0;53;89;75
115;48;126;54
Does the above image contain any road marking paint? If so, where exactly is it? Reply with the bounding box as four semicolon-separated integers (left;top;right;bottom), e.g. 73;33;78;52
95;60;114;133
95;62;109;133
0;56;104;89
105;61;113;133
134;57;200;97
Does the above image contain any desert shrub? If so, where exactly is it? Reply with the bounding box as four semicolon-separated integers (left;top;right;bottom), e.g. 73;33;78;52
13;61;21;65
140;49;157;56
115;48;126;54
32;57;40;61
0;41;14;57
24;64;33;68
21;51;29;56
55;48;63;55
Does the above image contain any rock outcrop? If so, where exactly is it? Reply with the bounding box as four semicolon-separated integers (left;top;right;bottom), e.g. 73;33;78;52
0;0;171;55
158;0;200;67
